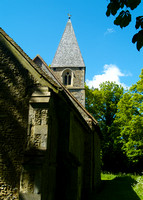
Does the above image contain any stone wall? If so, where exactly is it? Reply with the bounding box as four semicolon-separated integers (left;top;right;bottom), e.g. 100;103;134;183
47;92;71;200
0;41;39;199
72;68;85;88
51;67;85;88
45;92;100;200
93;128;101;188
68;89;85;107
19;87;51;199
0;40;100;200
51;67;85;106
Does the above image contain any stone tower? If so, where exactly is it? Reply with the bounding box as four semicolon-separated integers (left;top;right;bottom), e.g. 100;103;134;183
51;17;86;106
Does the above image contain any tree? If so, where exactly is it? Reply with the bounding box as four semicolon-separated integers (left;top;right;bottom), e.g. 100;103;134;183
85;82;124;124
106;0;143;51
115;69;143;172
85;82;125;171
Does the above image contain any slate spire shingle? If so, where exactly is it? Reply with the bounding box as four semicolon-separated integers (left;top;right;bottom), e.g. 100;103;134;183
51;19;85;68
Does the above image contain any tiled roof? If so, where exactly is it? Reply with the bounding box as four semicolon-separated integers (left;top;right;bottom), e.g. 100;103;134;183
51;19;85;68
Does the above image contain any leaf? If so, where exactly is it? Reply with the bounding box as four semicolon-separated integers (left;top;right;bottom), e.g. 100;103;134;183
135;16;143;29
125;0;141;10
114;10;131;28
106;1;121;17
106;0;141;17
132;30;143;51
106;5;111;17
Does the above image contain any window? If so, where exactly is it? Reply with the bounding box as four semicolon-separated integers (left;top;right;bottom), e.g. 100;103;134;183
63;70;72;86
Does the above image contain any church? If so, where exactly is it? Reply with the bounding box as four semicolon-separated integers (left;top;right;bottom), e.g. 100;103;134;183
0;17;101;200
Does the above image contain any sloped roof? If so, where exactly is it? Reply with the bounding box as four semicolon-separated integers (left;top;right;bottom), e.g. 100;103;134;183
33;54;61;86
51;19;85;68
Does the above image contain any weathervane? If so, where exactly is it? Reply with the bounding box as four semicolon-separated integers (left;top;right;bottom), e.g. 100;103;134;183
68;13;72;19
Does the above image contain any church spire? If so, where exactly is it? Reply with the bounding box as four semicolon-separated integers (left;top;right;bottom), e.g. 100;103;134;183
68;13;72;20
51;17;85;68
51;18;86;106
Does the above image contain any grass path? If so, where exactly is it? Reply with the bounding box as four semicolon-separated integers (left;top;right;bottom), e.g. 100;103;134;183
90;173;143;200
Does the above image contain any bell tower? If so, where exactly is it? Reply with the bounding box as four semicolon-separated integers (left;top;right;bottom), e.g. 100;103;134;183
51;16;86;106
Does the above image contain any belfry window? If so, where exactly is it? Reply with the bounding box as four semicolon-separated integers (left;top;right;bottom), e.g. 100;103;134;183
63;70;72;86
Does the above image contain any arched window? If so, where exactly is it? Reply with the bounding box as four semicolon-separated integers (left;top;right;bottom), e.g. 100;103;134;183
62;70;72;86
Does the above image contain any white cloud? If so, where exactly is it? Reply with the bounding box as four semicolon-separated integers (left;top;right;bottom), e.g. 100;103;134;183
86;64;129;89
104;28;115;35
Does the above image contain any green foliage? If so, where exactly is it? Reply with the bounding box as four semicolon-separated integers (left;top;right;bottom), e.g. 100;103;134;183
132;30;143;51
133;175;143;199
114;10;131;28
106;0;143;51
135;16;143;29
85;81;123;124
101;172;116;180
115;69;143;169
85;82;124;172
86;72;143;172
106;0;141;17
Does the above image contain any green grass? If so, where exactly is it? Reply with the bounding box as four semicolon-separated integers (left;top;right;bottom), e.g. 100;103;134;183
93;173;143;200
101;173;117;180
131;175;143;200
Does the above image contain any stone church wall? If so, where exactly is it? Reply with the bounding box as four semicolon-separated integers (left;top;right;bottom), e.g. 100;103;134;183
51;67;85;88
93;129;101;189
51;67;85;106
72;67;85;88
0;41;39;199
0;40;100;200
46;92;100;200
68;89;85;107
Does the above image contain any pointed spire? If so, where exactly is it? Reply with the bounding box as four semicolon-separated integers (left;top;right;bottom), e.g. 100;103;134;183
51;18;85;68
68;13;72;20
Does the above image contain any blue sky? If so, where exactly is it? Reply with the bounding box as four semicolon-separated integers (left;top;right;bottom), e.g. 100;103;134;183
1;0;143;88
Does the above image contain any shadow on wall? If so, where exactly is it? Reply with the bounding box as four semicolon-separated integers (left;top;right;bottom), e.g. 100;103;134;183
0;41;38;194
90;176;141;200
